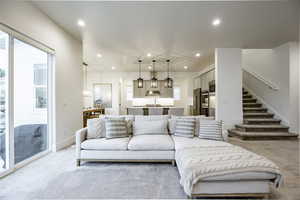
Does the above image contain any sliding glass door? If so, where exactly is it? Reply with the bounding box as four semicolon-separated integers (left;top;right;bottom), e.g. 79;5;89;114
0;31;9;172
14;39;49;164
0;26;53;176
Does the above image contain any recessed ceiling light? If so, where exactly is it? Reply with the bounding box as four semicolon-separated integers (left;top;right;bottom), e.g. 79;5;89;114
147;53;152;57
77;19;85;27
148;66;152;69
184;66;188;70
212;18;221;26
112;66;116;70
97;53;102;58
195;53;201;57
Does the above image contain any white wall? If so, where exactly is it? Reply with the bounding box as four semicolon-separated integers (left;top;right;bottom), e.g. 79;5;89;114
84;71;194;115
215;48;243;129
242;42;299;133
289;42;299;134
0;1;83;150
242;47;289;121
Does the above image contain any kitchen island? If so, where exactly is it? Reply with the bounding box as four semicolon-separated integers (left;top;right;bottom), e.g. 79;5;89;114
126;107;184;115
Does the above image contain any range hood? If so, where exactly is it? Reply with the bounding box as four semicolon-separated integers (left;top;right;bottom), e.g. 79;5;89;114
145;90;161;97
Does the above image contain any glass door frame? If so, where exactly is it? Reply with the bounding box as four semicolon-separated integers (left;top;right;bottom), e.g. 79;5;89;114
0;23;55;177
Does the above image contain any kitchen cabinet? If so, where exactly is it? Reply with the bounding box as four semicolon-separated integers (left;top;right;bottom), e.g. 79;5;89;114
133;80;173;98
159;81;173;98
201;75;208;91
194;69;215;91
194;76;201;89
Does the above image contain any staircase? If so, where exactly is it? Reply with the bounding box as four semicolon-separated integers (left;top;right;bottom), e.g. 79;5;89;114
228;89;298;140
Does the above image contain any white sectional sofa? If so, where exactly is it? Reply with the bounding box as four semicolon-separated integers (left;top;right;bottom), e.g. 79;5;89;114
75;115;281;199
77;131;175;164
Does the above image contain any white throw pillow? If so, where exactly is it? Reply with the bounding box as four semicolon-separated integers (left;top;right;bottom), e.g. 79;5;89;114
87;118;105;139
105;118;129;139
133;120;168;135
171;115;215;136
171;116;198;136
104;115;133;135
198;120;224;141
174;118;196;138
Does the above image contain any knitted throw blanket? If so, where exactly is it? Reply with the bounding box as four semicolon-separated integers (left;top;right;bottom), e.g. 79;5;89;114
176;146;282;195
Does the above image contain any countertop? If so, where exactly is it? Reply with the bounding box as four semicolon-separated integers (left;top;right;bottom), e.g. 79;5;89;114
127;106;183;108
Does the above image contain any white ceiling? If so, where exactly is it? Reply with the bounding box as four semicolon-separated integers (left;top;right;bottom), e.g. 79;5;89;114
33;1;299;72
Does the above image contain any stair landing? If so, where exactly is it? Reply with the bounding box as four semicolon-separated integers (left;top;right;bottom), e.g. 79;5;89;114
228;129;298;140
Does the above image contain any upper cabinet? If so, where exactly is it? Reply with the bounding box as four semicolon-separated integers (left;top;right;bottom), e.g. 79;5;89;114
133;80;173;98
159;81;173;98
194;76;201;89
194;69;215;91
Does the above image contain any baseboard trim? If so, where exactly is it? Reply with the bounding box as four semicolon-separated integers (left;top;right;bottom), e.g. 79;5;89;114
54;135;75;152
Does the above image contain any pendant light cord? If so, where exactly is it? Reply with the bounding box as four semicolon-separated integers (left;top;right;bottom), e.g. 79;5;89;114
83;62;88;90
138;60;141;78
167;59;170;78
153;60;156;78
85;65;87;89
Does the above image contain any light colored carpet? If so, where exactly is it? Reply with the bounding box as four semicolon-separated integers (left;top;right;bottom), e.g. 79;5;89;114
0;147;186;199
32;163;185;199
0;139;299;200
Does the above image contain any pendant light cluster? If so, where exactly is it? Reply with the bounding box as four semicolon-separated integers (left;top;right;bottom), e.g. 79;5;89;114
136;59;173;89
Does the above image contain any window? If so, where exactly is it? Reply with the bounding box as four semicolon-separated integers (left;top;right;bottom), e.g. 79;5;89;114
34;64;47;109
174;86;181;100
126;85;133;101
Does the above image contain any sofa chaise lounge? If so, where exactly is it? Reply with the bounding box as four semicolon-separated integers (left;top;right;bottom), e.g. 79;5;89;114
75;115;281;199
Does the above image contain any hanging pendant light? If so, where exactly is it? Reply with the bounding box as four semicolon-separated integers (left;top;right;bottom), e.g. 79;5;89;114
137;60;143;88
150;60;158;88
164;59;173;88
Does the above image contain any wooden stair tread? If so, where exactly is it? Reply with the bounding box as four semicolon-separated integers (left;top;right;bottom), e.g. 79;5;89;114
243;103;262;105
244;118;280;121
229;129;297;136
244;118;281;123
244;113;273;116
243;99;257;103
243;108;267;113
229;129;298;139
236;124;289;129
243;107;266;110
243;103;263;108
243;97;256;100
236;124;289;132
